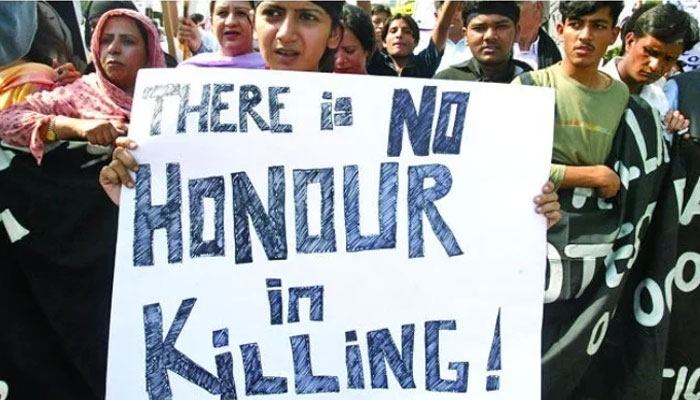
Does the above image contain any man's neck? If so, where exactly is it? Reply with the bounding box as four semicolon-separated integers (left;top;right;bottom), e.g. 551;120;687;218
617;58;644;94
518;28;539;50
479;60;511;81
561;58;608;89
390;53;411;72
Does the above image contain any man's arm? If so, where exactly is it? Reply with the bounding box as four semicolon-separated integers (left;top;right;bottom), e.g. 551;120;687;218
558;164;621;199
432;1;461;52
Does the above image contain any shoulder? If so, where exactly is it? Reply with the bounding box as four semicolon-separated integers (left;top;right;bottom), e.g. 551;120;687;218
434;65;474;81
515;66;553;87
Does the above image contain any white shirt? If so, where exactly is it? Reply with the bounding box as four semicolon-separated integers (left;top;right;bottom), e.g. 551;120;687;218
435;37;472;74
513;35;540;70
602;57;670;117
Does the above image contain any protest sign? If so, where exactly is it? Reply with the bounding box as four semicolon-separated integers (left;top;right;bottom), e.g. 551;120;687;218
105;68;554;399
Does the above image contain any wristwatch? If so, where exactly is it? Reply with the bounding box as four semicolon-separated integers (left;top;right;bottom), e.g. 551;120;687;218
45;118;57;142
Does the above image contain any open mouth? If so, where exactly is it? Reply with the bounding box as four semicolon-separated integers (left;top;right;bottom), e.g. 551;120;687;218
274;48;300;62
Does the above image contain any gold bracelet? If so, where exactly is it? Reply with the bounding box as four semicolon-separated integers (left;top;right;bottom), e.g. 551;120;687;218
45;117;57;142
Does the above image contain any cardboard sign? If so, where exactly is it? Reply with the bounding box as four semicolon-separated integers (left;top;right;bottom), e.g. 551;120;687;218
106;68;554;399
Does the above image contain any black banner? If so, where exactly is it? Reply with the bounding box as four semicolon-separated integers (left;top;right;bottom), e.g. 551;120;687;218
542;95;700;399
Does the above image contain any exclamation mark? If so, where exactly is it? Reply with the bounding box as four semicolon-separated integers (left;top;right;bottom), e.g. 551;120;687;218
486;308;501;391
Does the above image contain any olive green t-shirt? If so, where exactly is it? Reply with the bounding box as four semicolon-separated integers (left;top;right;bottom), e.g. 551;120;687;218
513;63;629;188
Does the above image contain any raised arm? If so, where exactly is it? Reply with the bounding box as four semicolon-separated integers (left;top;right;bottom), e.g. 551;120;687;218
432;0;461;52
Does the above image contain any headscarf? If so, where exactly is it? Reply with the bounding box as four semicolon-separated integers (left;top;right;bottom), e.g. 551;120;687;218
89;8;166;111
0;2;38;65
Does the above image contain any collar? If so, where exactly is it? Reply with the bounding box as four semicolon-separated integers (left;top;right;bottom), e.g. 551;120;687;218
514;34;540;53
460;57;520;83
381;48;417;74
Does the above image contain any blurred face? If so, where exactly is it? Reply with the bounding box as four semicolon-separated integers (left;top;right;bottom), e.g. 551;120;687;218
372;12;390;45
334;29;368;74
255;1;341;71
383;18;416;58
622;33;684;85
466;14;518;67
212;1;254;57
99;16;147;93
557;7;619;69
518;1;542;38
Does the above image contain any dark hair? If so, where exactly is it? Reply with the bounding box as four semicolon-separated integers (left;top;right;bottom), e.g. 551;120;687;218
623;3;699;53
381;14;420;43
559;1;624;26
371;4;391;17
462;1;520;27
25;2;74;66
341;4;375;54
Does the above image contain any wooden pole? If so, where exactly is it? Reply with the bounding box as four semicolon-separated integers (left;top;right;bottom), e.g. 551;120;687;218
161;1;178;58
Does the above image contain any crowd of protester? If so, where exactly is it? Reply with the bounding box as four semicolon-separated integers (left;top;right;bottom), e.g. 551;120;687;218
0;0;698;399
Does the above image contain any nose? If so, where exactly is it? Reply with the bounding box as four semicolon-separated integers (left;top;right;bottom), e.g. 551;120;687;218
276;15;297;43
648;57;662;73
579;24;593;41
107;39;121;54
483;26;498;41
225;11;239;26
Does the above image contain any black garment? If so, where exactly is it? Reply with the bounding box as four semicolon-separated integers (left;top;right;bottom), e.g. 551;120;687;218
537;28;562;69
670;69;700;140
434;56;532;83
367;38;443;78
0;143;118;399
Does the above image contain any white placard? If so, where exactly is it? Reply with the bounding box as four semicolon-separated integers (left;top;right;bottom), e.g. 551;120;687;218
106;68;554;400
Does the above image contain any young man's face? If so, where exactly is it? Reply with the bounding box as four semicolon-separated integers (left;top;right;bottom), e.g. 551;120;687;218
622;32;685;85
557;6;619;69
383;18;417;58
465;14;519;67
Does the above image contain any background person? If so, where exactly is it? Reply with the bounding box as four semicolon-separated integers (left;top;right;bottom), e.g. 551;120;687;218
513;1;561;70
335;4;376;74
179;1;265;69
367;0;461;77
435;1;532;82
371;4;392;52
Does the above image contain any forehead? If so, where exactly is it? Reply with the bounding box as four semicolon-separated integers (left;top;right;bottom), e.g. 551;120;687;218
634;34;685;55
257;1;326;14
567;6;614;24
372;12;390;20
468;14;514;26
214;1;252;10
389;18;411;29
102;16;140;35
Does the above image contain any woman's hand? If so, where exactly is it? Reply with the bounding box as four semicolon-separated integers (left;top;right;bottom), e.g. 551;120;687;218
99;138;139;205
52;60;82;86
535;182;561;229
56;117;128;145
177;17;202;52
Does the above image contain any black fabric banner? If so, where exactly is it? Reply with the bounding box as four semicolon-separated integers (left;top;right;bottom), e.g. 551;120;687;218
0;143;117;400
542;95;700;400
